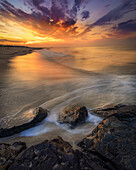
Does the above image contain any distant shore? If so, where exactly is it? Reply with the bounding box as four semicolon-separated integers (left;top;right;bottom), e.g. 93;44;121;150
0;45;43;70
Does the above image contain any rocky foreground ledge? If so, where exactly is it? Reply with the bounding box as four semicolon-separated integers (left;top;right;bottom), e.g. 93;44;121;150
78;104;136;170
0;107;48;137
0;105;136;170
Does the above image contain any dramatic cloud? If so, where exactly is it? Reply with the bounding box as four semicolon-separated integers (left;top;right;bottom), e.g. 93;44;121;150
0;0;136;46
80;0;136;35
25;0;83;24
113;20;136;33
93;0;135;26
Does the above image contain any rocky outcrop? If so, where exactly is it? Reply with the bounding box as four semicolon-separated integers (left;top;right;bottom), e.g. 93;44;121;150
0;105;135;170
8;136;105;170
78;105;136;170
58;106;88;127
0;107;48;138
0;142;26;170
91;104;135;118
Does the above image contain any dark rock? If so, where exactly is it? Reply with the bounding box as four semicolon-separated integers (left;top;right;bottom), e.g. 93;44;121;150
58;106;88;127
0;107;48;138
0;142;26;170
1;105;135;170
78;105;136;170
9;136;105;170
92;104;136;119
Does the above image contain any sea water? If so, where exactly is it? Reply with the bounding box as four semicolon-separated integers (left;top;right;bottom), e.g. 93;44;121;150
0;46;136;145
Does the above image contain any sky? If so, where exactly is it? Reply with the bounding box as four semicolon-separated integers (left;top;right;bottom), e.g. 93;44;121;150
0;0;136;47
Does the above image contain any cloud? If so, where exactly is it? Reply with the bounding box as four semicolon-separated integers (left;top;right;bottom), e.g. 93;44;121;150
0;0;85;37
104;4;111;8
0;39;25;43
94;1;135;26
0;0;78;36
113;20;136;33
81;10;90;20
80;0;136;35
0;0;135;45
25;0;83;23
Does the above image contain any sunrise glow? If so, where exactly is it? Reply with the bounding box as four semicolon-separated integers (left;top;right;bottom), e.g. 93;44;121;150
0;0;136;46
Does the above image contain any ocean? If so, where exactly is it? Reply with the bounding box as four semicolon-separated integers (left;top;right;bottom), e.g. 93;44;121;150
0;46;136;146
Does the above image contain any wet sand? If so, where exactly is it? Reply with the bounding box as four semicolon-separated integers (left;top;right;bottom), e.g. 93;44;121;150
0;45;43;70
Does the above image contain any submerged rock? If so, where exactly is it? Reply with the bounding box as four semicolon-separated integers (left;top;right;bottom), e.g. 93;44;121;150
0;107;48;138
58;106;88;127
78;105;136;170
0;142;26;170
9;136;105;170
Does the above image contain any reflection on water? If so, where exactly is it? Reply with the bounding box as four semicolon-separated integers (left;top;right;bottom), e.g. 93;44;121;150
0;46;136;144
47;46;136;73
9;52;78;81
7;46;136;83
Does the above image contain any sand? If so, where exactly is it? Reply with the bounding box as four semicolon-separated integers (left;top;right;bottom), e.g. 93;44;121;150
0;45;42;70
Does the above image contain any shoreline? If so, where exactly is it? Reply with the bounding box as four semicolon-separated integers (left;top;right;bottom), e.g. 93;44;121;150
0;45;43;70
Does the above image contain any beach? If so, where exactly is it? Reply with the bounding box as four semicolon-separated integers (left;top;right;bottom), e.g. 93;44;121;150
0;45;43;69
0;46;136;169
0;0;136;168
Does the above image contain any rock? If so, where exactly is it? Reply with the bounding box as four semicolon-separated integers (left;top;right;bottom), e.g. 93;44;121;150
9;136;105;170
0;142;26;170
1;105;135;170
92;104;135;118
78;105;136;170
0;107;48;138
58;106;88;127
